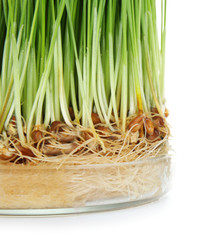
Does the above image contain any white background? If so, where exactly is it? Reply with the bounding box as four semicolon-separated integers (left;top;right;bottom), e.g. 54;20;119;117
1;1;223;239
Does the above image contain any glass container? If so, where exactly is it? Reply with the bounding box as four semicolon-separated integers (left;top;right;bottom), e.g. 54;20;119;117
0;154;173;216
